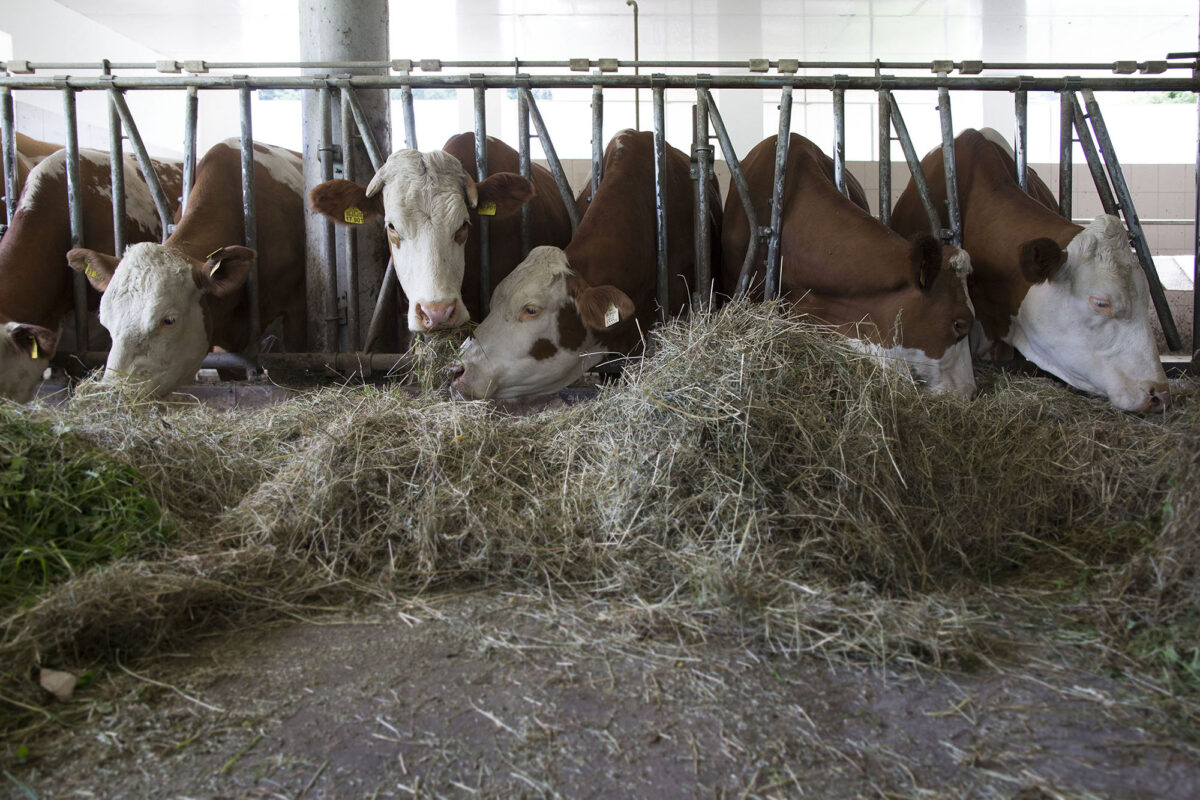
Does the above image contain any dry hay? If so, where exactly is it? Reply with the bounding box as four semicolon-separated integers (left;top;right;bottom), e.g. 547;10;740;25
2;300;1198;734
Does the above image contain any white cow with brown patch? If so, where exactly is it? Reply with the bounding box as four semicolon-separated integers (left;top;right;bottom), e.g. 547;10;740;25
67;139;304;397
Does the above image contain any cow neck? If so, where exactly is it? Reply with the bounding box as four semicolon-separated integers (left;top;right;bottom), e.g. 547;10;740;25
0;193;74;329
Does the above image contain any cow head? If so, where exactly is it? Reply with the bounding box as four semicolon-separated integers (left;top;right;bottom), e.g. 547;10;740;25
450;246;634;399
0;321;57;402
309;149;534;333
67;242;254;397
1007;215;1168;412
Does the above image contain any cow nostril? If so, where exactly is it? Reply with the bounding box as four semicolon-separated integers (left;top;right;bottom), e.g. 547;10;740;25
447;362;465;380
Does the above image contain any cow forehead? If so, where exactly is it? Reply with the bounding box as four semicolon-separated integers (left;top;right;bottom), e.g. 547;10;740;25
376;151;469;227
490;246;574;309
1066;217;1140;298
105;243;197;309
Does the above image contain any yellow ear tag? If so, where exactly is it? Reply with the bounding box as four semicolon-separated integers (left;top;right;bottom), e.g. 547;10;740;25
30;339;39;360
84;261;100;281
604;305;620;328
344;206;365;224
478;200;497;216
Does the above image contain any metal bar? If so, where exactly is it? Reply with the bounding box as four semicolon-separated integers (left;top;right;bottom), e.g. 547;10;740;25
878;89;891;227
1080;89;1181;351
652;78;669;319
317;84;339;352
399;85;417;149
520;85;582;231
702;89;760;296
2;88;18;225
1059;90;1073;218
238;81;261;359
473;80;491;316
1070;94;1119;215
1015;87;1029;192
629;0;640;129
937;85;962;246
591;83;604;200
182;85;198;215
833;86;847;197
692;85;712;306
341;89;360;351
76;350;413;375
342;84;386;171
364;262;398;352
764;85;793;301
886;92;942;237
106;69;127;260
518;85;532;257
62;87;89;355
108;89;174;237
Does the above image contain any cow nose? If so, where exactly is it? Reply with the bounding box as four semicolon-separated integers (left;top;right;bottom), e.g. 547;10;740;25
1146;385;1170;412
447;361;465;381
416;301;459;330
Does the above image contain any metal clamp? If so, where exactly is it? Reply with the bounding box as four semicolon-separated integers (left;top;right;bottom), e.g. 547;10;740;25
930;59;955;74
469;73;487;89
651;73;667;89
570;58;590;72
597;58;619;73
390;59;413;73
959;60;983;75
695;73;711;90
7;60;33;74
777;59;799;74
419;59;442;72
832;74;850;90
1112;61;1138;75
1016;75;1035;91
1061;76;1083;92
182;60;208;74
748;59;770;73
156;60;181;74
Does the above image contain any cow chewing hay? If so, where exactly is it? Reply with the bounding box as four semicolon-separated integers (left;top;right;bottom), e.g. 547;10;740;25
1;299;1198;738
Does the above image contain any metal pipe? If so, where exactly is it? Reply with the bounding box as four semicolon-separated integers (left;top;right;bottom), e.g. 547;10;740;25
1080;89;1181;351
106;66;127;259
1058;90;1073;218
342;84;386;170
886;92;943;237
1070;94;1119;215
591;83;604;200
182;85;198;215
1015;87;1029;192
238;81;261;359
764;85;793;301
517;84;532;257
627;0;640;129
364;261;398;352
62;87;89;355
317;83;339;352
652;78;669;319
520;86;582;231
473;80;491;316
341;89;360;351
108;89;174;237
1195;21;1200;362
937;85;962;246
399;85;417;149
877;89;892;227
833;85;847;197
692;85;712;306
2;88;18;226
702;89;760;296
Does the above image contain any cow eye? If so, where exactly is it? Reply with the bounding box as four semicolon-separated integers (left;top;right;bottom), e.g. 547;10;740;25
162;316;176;327
386;222;402;243
520;304;540;320
1089;295;1113;315
953;318;968;336
453;221;470;244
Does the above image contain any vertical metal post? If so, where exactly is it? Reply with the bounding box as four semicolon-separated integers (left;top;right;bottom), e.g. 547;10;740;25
765;85;793;301
1081;89;1180;351
1194;61;1200;359
2;88;18;226
693;83;712;306
400;85;417;149
62;87;89;354
628;0;640;129
238;81;261;359
1070;94;1119;215
182;86;199;215
472;79;491;316
833;82;847;197
1015;86;1029;192
103;62;127;260
887;93;942;237
652;77;669;319
937;85;962;247
591;82;604;200
703;89;760;296
517;83;532;257
878;89;891;227
317;83;339;352
1058;89;1074;218
341;88;360;352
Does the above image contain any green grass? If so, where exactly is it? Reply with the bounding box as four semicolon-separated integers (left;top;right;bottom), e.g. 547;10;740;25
0;408;164;609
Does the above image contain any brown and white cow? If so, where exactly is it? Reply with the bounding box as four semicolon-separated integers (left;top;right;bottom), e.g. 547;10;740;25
0;133;61;211
0;148;181;402
890;128;1168;412
722;133;976;398
66;139;305;397
309;132;573;333
450;129;723;399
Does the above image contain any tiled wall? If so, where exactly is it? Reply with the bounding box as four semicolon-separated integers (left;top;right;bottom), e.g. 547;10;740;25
550;159;1198;257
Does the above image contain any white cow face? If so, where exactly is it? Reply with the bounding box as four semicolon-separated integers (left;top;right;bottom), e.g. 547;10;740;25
1008;216;1169;412
67;243;253;397
0;321;56;402
308;149;534;333
450;247;634;400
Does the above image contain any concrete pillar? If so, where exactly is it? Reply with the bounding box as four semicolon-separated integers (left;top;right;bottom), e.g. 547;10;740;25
300;0;392;352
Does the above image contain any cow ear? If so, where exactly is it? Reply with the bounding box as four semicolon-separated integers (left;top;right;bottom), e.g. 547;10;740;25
66;248;120;291
908;233;942;291
309;179;384;226
1019;237;1068;283
575;284;636;331
473;173;536;220
5;322;58;361
194;246;255;298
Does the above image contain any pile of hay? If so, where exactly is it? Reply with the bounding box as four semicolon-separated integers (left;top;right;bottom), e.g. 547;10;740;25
2;301;1197;734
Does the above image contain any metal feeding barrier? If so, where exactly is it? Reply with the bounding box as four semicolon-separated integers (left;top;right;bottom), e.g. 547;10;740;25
1;56;1198;377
